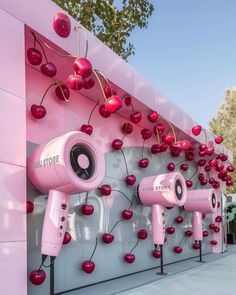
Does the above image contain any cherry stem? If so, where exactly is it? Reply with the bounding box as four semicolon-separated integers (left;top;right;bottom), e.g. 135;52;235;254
120;148;129;176
89;237;98;261
159;114;177;143
55;81;69;103
128;194;135;210
189;166;199;180
111;189;132;205
121;134;126;141
39;82;56;105
179;236;185;246
31;31;49;63
95;69;113;98
92;69;109;101
194;179;199;189
130;239;139;254
74;25;89;58
30;30;76;59
131;102;135;114
109;219;124;234
37;262;44;273
85;192;89;205
154;244;160;250
202;128;208;145
88;100;100;124
141;139;145;159
155;126;160;144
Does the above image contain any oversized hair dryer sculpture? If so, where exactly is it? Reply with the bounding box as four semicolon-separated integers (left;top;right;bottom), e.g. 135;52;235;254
137;172;187;247
184;189;217;241
28;131;105;261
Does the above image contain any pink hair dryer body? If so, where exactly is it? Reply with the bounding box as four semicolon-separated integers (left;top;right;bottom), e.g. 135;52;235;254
184;189;217;241
28;131;105;258
138;172;187;246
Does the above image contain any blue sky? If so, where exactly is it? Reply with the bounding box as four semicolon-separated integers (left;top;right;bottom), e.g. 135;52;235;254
128;0;236;128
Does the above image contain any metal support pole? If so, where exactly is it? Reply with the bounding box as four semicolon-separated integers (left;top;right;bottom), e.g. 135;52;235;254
50;257;55;295
157;245;168;275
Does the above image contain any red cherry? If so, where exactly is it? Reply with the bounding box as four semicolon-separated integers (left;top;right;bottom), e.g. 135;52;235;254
186;180;193;188
68;74;84;90
152;249;161;258
214;226;220;233
41;62;57;77
202;213;206;220
180;139;191;150
180;163;189;171
209;158;218;167
166;227;175;234
27;48;42;65
211;240;217;245
105;95;122;113
155;123;165;135
100;184;111;196
148;110;158;123
215;163;224;172
185;230;193;237
102;233;114;244
175;216;184;224
162;133;174;145
167;162;175;171
81;204;94;215
125;175;136;186
192;242;200;250
124;253;135;263
205;165;211;172
122;122;133;134
138;229;148;240
199;150;206;157
227;165;235;173
73;57;92;79
82;260;95;273
198;159;206;167
215;216;223;223
174;246;183;254
151;144;161;154
112;139;123;150
200;179;208;186
30;269;46;285
160;143;168;152
213;181;220;189
122;209;133;220
53;12;71;38
63;232;72;245
55;84;70;101
170;145;181;157
104;84;117;98
192;125;202;136
226;180;234;187
209;178;215;184
99;105;111;118
203;230;209;237
141;128;152;140
185;151;194;161
27;200;34;214
80;124;93;135
130;111;142;124
215;136;224;144
198;173;205;181
83;76;95;89
206;147;215;156
199;144;207;151
31;104;46;119
124;96;132;106
209;223;215;230
139;158;149;168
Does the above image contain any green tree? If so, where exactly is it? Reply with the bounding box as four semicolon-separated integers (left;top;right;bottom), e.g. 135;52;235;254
53;0;154;60
209;88;236;193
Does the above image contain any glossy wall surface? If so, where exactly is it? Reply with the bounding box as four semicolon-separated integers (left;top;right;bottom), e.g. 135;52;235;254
0;8;27;295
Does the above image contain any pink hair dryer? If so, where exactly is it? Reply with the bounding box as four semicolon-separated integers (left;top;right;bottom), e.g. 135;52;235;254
137;172;187;246
28;131;105;259
184;189;217;241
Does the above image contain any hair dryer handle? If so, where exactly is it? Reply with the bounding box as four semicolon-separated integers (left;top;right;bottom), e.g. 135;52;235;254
193;211;203;241
152;204;165;245
41;190;70;257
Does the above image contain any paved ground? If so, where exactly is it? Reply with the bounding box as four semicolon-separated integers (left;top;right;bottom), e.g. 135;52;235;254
117;247;236;295
64;245;236;295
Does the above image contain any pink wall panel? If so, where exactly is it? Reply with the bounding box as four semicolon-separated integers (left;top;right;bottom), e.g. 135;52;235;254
0;8;25;99
0;162;26;242
0;241;27;295
0;89;26;167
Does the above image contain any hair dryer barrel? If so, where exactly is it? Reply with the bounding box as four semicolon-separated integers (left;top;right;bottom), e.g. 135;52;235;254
184;189;217;213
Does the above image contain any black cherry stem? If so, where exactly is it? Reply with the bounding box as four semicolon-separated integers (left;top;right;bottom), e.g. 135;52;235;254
179;236;185;246
39;82;56;105
88;100;100;125
109;220;124;234
120;148;129;176
130;239;139;254
111;189;132;205
89;238;98;261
